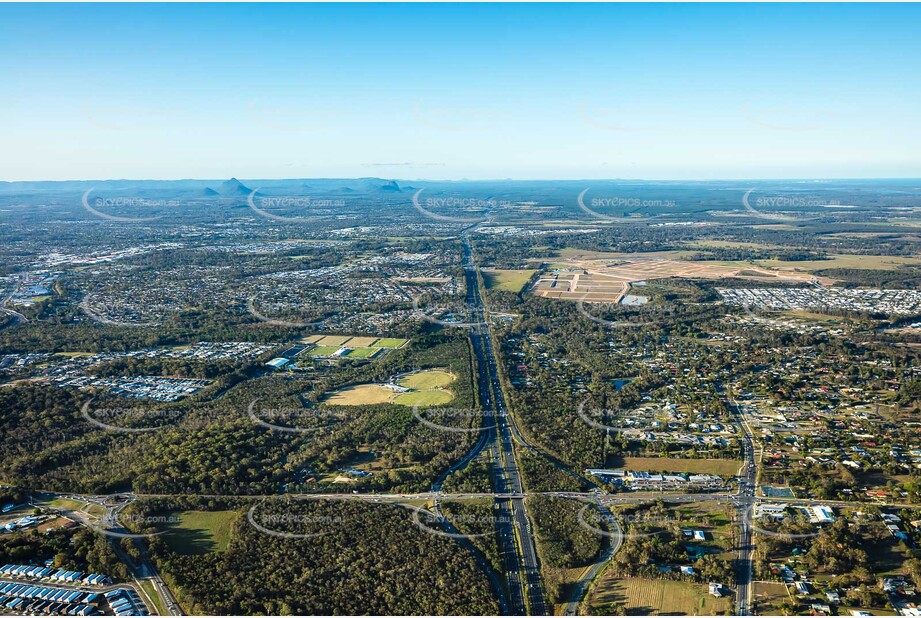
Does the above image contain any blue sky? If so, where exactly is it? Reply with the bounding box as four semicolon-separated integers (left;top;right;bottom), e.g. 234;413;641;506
1;3;919;181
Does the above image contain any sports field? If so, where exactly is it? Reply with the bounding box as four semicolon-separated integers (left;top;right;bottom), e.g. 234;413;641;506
323;384;397;405
398;369;456;390
310;345;342;357
589;577;732;615
346;347;381;359
346;336;380;347
303;334;408;358
315;335;352;346
394;390;455;406
162;510;237;555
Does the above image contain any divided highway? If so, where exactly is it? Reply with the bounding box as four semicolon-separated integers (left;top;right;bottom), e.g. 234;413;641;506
462;237;547;616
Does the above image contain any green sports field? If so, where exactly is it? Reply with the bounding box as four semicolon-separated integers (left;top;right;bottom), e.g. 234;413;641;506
310;345;343;357
398;369;456;390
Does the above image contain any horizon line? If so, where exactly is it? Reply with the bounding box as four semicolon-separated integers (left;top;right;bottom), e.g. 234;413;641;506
4;175;921;184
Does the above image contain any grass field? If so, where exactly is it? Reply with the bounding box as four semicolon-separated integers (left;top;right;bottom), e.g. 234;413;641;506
612;456;742;477
323;384;396;405
374;337;408;349
398;370;456;390
162;510;237;555
324;370;457;407
751;581;790;615
689;240;781;250
483;269;536;293
755;253;921;272
346;336;379;347
346;347;381;359
309;345;342;357
394;390;455;406
589;577;733;615
316;335;352;346
44;497;89;512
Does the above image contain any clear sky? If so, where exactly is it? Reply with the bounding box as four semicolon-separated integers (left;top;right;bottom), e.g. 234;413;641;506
1;2;919;181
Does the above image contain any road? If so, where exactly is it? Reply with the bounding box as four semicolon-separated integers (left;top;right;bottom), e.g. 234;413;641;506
726;393;758;616
562;502;620;616
462;237;547;615
0;291;28;328
108;497;183;616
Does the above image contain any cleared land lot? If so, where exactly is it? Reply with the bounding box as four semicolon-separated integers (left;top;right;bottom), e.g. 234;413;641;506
614;456;742;477
532;254;818;303
483;269;536;293
163;510;237;554
589;577;732;615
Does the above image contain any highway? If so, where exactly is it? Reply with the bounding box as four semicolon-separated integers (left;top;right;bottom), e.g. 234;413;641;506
0;291;28;328
462;237;547;616
726;393;758;616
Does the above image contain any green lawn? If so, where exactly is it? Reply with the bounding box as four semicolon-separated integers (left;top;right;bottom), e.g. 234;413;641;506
346;347;381;359
398;370;456;390
394;390;455;406
309;345;343;357
162;510;238;555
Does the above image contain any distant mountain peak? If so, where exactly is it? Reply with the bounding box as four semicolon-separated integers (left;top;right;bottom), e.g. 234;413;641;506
216;177;253;196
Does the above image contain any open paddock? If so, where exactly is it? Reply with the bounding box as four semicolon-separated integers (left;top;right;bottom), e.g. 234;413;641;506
589;577;733;615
